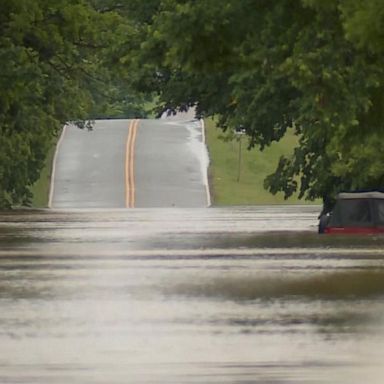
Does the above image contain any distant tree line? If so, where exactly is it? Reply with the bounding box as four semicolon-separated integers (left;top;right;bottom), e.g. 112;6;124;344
1;0;383;207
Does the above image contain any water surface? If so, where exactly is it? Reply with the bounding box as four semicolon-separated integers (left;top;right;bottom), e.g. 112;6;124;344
1;206;384;383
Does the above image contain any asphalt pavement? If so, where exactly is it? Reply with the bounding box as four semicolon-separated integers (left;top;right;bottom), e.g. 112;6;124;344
50;116;210;208
135;117;209;207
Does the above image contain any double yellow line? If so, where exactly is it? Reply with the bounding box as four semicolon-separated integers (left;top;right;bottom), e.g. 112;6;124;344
125;119;139;208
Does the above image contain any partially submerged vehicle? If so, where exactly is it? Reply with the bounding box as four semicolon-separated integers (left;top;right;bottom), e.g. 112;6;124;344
319;191;384;234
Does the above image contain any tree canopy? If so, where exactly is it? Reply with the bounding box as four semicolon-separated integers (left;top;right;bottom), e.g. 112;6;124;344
0;0;145;207
130;0;384;205
1;0;383;207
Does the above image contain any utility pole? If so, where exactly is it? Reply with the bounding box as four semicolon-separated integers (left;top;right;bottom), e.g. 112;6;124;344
235;126;246;182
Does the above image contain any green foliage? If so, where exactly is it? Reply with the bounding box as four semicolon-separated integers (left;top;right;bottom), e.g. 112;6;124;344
0;0;146;208
131;0;384;203
340;0;384;54
3;0;383;207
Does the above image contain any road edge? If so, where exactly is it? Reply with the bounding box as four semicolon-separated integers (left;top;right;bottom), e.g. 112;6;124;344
48;124;68;208
200;118;212;207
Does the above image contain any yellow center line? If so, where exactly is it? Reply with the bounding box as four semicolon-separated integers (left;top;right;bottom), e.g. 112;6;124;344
129;119;138;207
125;119;139;208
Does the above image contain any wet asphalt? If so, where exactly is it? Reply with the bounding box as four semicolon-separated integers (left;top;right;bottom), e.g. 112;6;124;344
50;117;209;209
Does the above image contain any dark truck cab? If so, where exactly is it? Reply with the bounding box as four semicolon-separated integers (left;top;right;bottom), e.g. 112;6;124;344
319;191;384;234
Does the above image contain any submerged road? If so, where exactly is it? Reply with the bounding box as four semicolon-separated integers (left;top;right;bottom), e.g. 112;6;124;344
50;116;210;208
6;114;384;383
1;207;384;383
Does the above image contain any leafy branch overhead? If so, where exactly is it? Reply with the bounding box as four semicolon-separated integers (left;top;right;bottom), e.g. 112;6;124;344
132;0;384;203
1;0;383;207
0;0;144;207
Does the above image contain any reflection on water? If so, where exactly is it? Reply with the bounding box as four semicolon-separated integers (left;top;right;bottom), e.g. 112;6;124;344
170;270;384;300
0;207;384;383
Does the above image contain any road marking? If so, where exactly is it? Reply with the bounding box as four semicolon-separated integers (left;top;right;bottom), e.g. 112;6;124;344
125;119;139;208
48;124;68;208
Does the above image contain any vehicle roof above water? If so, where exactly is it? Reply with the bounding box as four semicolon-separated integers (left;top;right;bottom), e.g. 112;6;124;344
337;191;384;200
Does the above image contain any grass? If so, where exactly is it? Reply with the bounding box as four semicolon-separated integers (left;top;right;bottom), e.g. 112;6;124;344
30;142;56;208
204;118;314;205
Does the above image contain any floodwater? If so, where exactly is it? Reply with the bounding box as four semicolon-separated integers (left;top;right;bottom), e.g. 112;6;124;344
1;206;384;384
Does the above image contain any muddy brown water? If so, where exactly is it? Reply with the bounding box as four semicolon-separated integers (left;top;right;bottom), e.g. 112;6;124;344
1;206;384;383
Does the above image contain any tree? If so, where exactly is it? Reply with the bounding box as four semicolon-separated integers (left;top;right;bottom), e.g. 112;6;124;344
3;0;383;207
340;0;384;54
0;0;140;207
132;0;384;204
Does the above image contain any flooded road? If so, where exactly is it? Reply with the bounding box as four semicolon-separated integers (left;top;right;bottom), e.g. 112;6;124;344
1;206;384;383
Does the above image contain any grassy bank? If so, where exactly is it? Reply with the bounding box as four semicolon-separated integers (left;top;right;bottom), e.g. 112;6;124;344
204;118;312;205
30;141;57;208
